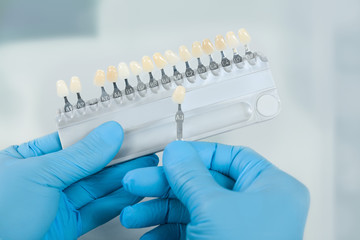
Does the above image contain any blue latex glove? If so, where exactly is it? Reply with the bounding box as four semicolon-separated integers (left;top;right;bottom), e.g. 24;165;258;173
120;141;310;240
0;121;158;240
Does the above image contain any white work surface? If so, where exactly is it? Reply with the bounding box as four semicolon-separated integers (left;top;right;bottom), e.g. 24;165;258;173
0;0;359;239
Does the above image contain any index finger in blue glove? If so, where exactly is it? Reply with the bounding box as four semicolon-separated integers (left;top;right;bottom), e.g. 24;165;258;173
121;198;189;228
32;121;124;189
123;166;234;198
162;141;224;211
1;132;61;159
64;154;158;209
122;167;171;198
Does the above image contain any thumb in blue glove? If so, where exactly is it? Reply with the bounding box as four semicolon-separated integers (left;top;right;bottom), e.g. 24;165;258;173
0;121;158;240
121;141;310;240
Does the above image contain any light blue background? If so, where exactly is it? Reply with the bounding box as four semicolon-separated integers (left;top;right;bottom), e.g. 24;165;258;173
0;0;359;239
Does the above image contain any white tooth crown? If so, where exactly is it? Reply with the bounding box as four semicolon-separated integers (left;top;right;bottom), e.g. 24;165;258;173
142;56;154;72
153;53;167;69
164;50;180;66
94;69;106;87
215;35;227;51
191;41;203;58
226;31;239;48
238;28;251;45
57;80;69;97
129;61;143;76
202;39;215;55
107;66;118;82
179;45;192;62
70;76;81;93
172;86;186;104
118;62;130;79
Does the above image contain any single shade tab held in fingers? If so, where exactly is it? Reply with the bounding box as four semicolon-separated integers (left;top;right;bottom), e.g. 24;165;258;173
172;86;186;141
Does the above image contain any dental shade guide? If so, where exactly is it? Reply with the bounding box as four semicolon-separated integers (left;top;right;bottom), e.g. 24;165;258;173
164;50;183;85
106;65;122;100
70;76;86;110
94;70;110;103
57;80;73;113
153;53;172;90
56;28;281;166
179;45;196;83
202;39;220;75
238;28;256;65
172;86;186;141
191;41;208;80
129;61;147;97
142;56;159;93
118;63;136;101
215;34;232;72
226;31;244;69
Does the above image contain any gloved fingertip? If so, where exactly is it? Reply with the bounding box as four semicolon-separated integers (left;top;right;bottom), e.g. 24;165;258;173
121;155;159;191
120;206;135;228
145;154;160;166
121;172;135;193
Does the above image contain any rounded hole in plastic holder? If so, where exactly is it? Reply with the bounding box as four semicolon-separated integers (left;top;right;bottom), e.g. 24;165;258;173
256;94;280;117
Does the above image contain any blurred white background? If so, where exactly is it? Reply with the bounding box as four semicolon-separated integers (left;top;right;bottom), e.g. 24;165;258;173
0;0;359;239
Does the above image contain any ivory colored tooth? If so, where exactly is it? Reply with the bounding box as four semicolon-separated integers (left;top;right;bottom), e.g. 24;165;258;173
129;61;142;75
179;45;192;62
202;39;215;55
118;62;130;79
191;41;203;58
107;65;118;82
57;80;69;97
94;69;106;87
70;76;81;93
215;35;227;51
238;28;251;45
172;86;186;104
164;50;180;66
226;31;239;48
153;52;168;69
142;56;154;72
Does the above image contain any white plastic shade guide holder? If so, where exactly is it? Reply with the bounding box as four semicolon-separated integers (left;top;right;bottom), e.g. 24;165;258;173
56;55;281;166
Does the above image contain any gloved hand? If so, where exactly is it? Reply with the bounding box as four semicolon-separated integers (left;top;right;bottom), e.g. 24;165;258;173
120;141;310;240
0;121;158;240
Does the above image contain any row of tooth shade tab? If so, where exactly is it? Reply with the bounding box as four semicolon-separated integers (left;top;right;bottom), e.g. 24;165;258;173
57;28;267;113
